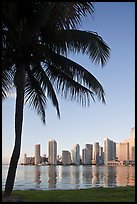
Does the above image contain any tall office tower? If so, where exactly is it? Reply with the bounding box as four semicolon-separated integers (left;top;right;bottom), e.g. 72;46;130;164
48;140;57;165
82;148;89;165
62;150;71;165
104;138;116;165
35;144;41;165
128;127;135;161
116;142;129;161
85;144;93;164
122;127;135;161
99;146;104;164
94;142;100;165
71;144;80;165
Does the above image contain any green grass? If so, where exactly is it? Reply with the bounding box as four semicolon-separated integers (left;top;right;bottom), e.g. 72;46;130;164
11;186;135;202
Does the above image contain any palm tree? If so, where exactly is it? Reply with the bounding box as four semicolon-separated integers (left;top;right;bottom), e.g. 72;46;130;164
2;2;110;196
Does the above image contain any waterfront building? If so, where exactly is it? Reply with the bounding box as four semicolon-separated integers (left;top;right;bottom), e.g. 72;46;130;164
116;142;129;161
23;153;35;165
99;146;104;164
71;144;80;165
94;142;100;165
104;138;116;165
48;140;57;165
116;127;135;163
35;144;41;165
123;127;135;161
82;148;89;165
62;150;71;165
85;144;93;164
41;154;47;164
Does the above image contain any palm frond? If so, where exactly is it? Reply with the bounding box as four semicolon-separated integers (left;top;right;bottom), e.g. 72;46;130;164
48;30;110;67
29;62;60;118
42;50;106;104
46;64;95;107
2;68;14;100
24;69;46;124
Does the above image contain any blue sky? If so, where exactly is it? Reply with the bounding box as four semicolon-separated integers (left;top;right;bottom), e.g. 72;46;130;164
2;2;135;164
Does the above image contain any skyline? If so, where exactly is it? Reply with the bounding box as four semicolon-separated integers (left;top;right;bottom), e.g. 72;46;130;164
2;2;135;164
21;127;135;159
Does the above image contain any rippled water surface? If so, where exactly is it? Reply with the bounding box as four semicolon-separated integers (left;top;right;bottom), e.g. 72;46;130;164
2;165;135;190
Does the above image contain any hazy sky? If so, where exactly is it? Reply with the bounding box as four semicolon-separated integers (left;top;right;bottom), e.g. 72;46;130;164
2;2;135;164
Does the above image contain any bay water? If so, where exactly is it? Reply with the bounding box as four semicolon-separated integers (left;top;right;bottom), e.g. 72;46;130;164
2;164;135;190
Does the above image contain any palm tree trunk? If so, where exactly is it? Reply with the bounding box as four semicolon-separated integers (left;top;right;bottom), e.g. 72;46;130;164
4;65;25;197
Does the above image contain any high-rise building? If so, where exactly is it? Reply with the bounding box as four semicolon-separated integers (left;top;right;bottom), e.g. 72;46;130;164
35;144;41;165
94;142;100;165
62;150;71;165
99;146;104;164
116;142;129;161
48;140;57;165
85;144;93;164
125;127;135;161
104;138;116;165
120;127;135;161
71;144;80;165
82;148;89;165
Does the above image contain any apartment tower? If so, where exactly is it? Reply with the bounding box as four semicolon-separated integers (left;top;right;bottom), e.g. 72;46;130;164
94;142;100;165
116;142;129;161
82;148;89;165
71;144;80;165
48;140;57;165
85;144;93;164
35;144;41;165
62;150;71;165
104;138;116;165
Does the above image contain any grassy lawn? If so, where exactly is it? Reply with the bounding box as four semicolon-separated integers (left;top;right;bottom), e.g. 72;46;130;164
10;186;135;202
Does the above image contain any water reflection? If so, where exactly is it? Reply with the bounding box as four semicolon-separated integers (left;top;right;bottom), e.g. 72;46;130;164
82;166;93;186
116;166;135;186
34;166;41;188
3;165;134;190
70;166;80;188
48;166;57;189
103;166;117;187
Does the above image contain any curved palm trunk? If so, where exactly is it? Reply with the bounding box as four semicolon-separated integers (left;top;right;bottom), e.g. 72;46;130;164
4;66;25;196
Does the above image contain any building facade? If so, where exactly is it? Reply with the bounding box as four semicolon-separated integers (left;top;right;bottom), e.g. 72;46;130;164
71;144;80;165
48;140;57;165
116;142;129;161
62;150;71;165
124;127;135;161
94;142;100;165
35;144;41;165
85;144;93;164
117;127;135;162
82;148;89;164
104;138;116;165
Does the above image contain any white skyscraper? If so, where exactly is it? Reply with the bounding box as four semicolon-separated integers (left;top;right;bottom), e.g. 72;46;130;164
71;144;80;165
48;140;57;165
